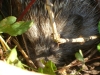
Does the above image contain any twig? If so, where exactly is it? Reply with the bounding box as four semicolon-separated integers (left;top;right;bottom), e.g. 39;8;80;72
6;36;11;43
22;34;30;57
0;35;10;51
12;38;37;69
85;49;97;60
65;35;98;43
17;0;36;21
46;0;65;43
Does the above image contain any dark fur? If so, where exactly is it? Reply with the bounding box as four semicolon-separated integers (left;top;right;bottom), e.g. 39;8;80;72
1;0;100;66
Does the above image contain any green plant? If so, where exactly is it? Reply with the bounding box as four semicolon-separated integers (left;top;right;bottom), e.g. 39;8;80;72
38;60;57;75
75;50;86;74
0;16;33;36
0;16;33;69
97;21;100;52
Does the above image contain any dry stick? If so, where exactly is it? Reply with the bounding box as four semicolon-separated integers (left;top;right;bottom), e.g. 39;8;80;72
6;36;11;43
46;0;58;40
17;0;36;21
65;35;98;43
84;47;97;58
22;34;30;58
46;0;66;44
88;56;100;62
0;36;10;51
21;34;36;68
12;38;37;69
